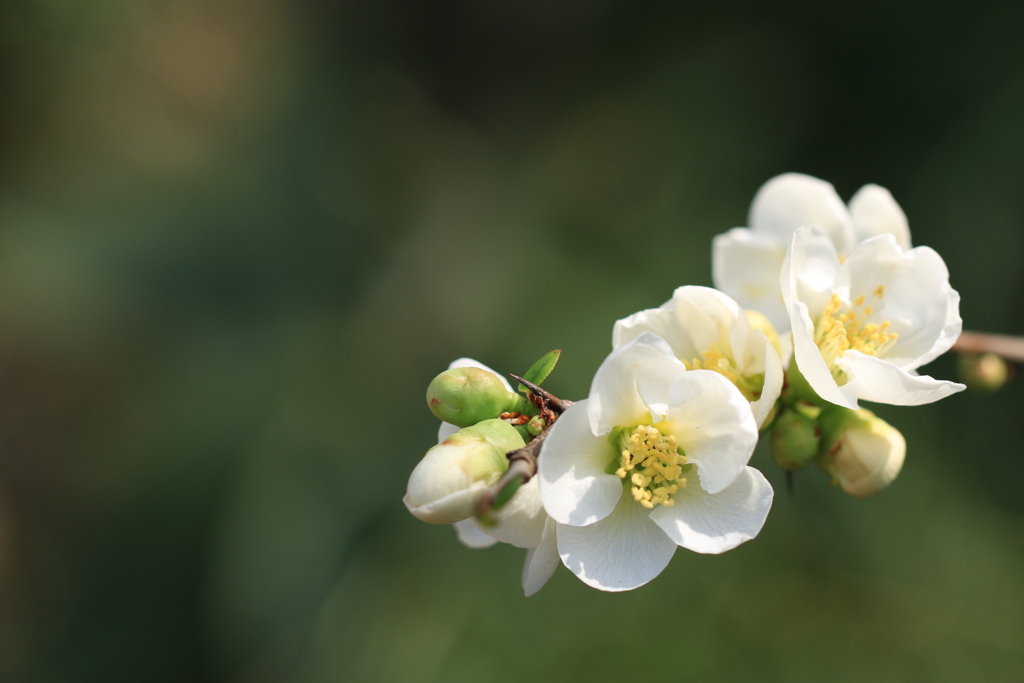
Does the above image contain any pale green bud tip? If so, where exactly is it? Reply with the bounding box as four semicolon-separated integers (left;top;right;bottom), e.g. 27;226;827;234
769;408;820;470
527;415;546;436
958;352;1009;392
403;420;525;524
426;367;521;428
818;409;905;498
745;309;782;357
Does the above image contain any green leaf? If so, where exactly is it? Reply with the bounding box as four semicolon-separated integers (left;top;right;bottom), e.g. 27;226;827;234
519;349;561;393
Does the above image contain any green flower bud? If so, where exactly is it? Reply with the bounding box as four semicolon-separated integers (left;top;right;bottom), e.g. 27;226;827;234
527;415;546;437
426;367;526;428
404;419;526;524
745;309;783;357
769;407;820;470
817;408;905;497
958;352;1009;392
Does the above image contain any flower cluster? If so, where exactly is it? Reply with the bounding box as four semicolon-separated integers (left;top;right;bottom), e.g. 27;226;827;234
405;173;963;594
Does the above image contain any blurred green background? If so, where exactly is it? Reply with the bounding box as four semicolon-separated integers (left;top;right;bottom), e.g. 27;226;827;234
1;1;1023;681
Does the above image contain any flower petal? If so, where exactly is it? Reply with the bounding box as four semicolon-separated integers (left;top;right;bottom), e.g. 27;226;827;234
849;184;911;249
538;400;623;526
839;237;961;369
437;421;459;442
453;519;498;549
481;477;546;548
614;286;742;363
781;226;842;318
749;173;855;255
403;481;489;525
750;330;784;429
522;517;559;596
666;370;759;493
790;301;860;409
557;491;676;592
649;466;773;553
712;228;790;332
588;332;686;434
447;357;513;392
837;351;965;406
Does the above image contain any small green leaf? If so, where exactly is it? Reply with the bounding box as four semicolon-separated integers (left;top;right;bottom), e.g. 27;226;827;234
519;349;561;393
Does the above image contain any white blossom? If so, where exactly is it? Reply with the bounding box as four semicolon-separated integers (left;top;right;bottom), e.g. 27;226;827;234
538;334;772;591
782;226;963;408
713;173;910;331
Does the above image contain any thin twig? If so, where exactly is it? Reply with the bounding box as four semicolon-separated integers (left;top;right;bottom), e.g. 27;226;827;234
474;429;549;522
508;373;573;414
951;330;1024;363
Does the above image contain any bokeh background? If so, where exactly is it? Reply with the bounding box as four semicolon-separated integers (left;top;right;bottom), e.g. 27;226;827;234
1;1;1023;681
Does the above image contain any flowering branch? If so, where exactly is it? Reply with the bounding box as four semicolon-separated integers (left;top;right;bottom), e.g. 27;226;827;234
474;379;573;523
951;330;1024;363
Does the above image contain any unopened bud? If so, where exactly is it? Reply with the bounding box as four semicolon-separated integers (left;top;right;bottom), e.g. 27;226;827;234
404;419;525;524
427;367;526;428
958;352;1009;392
769;407;820;470
817;408;905;497
527;415;546;436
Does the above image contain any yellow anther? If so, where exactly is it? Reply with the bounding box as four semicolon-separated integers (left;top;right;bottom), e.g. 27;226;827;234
813;290;897;381
615;424;689;510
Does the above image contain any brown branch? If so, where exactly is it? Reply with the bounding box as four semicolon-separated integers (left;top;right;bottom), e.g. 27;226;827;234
951;331;1024;363
508;373;573;414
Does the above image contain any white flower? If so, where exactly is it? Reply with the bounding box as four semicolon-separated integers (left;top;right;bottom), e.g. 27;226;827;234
538;333;773;592
782;226;964;408
436;358;559;596
713;173;910;331
613;286;784;429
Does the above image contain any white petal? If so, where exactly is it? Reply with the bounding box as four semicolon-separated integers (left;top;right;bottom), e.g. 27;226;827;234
480;477;546;548
781;226;842;318
614;300;701;362
453;519;498;549
649;466;773;554
447;357;513;392
712;228;790;332
838;351;965;406
538;400;623;526
403;482;488;525
790;301;860;409
557;491;676;592
588;332;686;434
437;421;459;442
912;286;963;369
749;173;856;254
840;238;961;369
750;330;784;429
849;184;911;249
615;286;742;362
522;517;559;596
666;370;758;494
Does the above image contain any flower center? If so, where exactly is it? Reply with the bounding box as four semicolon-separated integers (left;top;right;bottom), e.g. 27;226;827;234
681;344;763;401
814;289;898;381
613;425;690;509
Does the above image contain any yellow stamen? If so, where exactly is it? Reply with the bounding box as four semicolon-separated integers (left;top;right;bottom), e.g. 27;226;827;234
813;291;898;382
616;424;688;509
